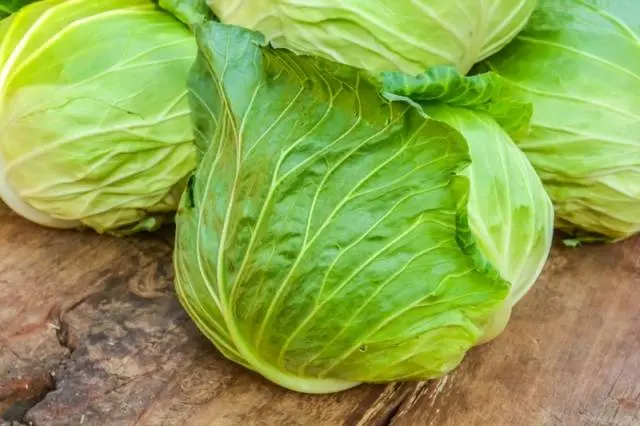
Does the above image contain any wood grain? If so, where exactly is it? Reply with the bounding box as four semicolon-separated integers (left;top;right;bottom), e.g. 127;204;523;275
1;204;639;426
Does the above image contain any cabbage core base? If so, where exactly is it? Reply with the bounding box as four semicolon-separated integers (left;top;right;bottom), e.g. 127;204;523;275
232;333;360;394
215;311;362;393
248;363;361;394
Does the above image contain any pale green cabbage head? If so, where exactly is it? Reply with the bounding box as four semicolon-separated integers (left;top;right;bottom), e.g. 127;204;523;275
173;22;553;394
207;0;538;75
0;0;198;234
481;0;640;241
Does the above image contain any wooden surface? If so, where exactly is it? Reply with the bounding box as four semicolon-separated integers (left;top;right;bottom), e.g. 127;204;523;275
1;203;639;426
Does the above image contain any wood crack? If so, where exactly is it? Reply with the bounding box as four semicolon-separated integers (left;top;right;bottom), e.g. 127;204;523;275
1;287;97;425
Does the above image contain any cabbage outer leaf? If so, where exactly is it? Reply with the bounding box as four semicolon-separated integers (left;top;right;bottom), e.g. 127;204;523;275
174;22;509;394
483;0;640;241
0;0;197;234
154;0;212;28
381;67;554;304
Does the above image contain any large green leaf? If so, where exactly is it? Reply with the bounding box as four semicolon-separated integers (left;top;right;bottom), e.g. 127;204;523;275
174;22;509;393
481;0;640;241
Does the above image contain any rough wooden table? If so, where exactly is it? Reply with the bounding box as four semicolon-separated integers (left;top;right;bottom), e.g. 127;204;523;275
1;204;639;426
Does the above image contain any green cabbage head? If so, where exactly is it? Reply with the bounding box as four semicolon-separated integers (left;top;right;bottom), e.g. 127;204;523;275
481;0;640;241
207;0;538;75
0;0;198;234
174;22;553;393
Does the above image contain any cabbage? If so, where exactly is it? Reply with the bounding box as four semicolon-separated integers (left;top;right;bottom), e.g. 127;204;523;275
0;0;198;234
380;68;554;305
207;0;538;75
481;0;640;241
173;22;553;393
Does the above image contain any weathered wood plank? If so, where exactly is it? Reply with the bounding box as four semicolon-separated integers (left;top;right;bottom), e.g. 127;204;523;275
1;203;639;426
